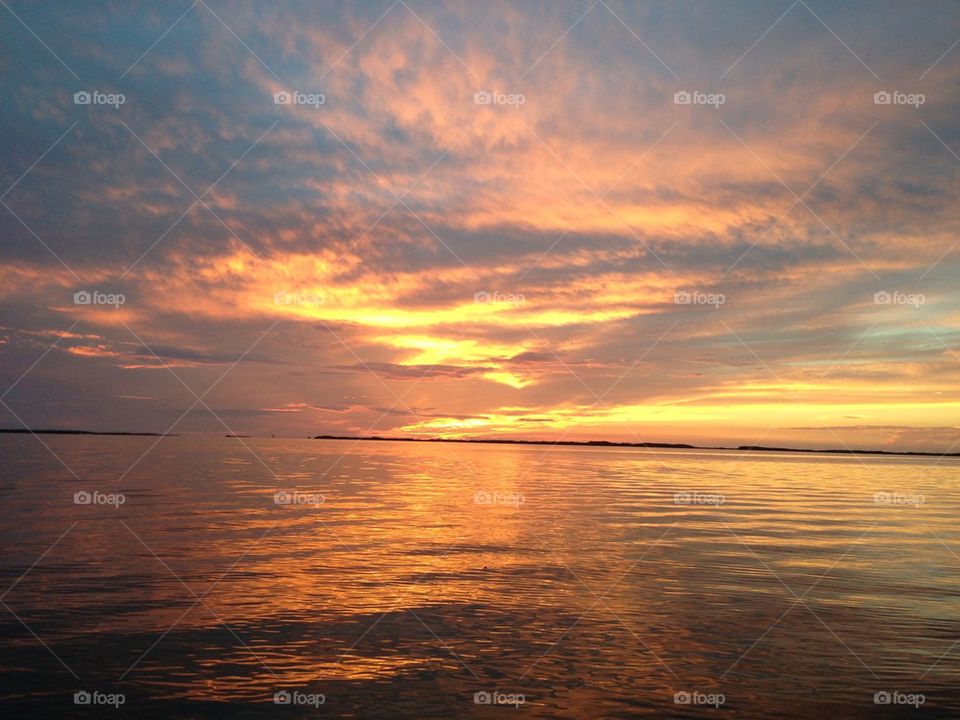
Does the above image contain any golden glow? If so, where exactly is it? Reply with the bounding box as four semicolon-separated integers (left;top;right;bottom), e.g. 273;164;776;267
400;398;960;444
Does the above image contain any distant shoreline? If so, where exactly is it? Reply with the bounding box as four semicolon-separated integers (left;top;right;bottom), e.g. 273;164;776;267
0;429;173;437
2;428;955;458
313;434;960;458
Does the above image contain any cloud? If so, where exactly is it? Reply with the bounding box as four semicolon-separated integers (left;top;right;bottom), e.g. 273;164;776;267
1;1;959;448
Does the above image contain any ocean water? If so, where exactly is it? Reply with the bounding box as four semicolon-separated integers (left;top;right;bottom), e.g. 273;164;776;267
0;435;958;717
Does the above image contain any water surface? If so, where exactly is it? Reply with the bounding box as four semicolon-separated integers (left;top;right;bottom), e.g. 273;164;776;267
1;436;958;717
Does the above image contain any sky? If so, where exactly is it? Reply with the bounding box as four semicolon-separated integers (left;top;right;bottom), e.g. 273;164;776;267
1;0;959;451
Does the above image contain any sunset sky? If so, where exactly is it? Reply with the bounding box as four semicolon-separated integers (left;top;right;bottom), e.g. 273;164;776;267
1;0;959;451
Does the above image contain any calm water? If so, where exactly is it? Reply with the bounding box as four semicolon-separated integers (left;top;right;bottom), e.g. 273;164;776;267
0;436;958;718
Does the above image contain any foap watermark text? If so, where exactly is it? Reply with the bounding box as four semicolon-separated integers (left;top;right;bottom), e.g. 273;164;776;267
674;690;725;708
74;90;125;107
874;291;924;308
274;490;325;507
674;491;725;507
474;690;525;708
74;290;125;307
274;90;325;108
475;290;525;305
674;290;725;308
74;690;125;707
874;690;925;707
874;91;924;108
74;490;125;508
674;90;725;108
273;689;325;706
474;90;525;107
474;491;524;507
874;491;924;507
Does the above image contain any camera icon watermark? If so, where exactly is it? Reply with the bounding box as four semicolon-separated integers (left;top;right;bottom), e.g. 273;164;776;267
674;90;725;108
74;90;125;108
474;690;525;708
873;290;924;308
473;90;525;108
273;90;325;108
73;290;125;308
273;689;325;707
873;90;924;108
674;290;725;308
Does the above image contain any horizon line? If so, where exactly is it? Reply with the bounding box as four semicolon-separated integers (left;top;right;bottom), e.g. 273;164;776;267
2;428;957;458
